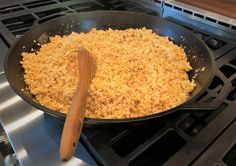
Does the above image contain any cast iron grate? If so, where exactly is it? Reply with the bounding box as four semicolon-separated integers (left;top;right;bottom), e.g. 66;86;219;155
23;0;57;9
129;130;186;166
68;2;104;12
220;65;236;78
110;121;166;157
0;33;10;48
208;76;224;90
223;143;236;166
0;0;158;39
0;5;24;14
35;7;69;18
2;14;36;38
2;14;36;31
109;0;136;11
58;0;73;2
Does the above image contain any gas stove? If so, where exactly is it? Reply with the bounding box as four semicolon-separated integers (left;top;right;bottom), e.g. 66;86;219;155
0;0;236;166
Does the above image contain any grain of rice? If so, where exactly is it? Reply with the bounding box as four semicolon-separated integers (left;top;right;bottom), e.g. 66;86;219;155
21;28;196;119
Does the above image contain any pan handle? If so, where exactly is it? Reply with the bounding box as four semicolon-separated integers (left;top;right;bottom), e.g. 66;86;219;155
179;98;222;110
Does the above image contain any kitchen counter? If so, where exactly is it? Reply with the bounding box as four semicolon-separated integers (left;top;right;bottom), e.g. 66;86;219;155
176;0;236;19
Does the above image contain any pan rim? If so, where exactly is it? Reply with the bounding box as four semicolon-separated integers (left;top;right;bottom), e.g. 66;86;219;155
4;10;216;124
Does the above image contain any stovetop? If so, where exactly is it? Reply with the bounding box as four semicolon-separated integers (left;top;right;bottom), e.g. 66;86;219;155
0;0;236;166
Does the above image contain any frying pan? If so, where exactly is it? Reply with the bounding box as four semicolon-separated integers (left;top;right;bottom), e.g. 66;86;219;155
5;11;217;125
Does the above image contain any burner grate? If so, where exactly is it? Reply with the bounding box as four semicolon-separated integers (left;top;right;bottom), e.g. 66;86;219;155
110;122;166;157
0;0;158;39
129;130;186;166
58;0;73;2
2;14;36;38
0;5;24;14
208;76;224;90
220;65;236;78
23;0;57;9
68;2;104;12
35;7;69;18
223;143;236;166
2;14;36;30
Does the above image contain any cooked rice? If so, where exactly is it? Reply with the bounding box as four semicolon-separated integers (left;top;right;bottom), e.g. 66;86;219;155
21;28;196;119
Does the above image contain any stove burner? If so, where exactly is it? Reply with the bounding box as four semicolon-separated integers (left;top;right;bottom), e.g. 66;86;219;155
205;38;226;50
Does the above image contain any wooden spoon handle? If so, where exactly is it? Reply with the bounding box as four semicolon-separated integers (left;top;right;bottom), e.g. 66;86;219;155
59;85;87;161
60;48;95;161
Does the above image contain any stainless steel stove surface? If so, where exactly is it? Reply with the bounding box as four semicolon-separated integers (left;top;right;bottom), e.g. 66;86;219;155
0;0;236;166
0;74;96;166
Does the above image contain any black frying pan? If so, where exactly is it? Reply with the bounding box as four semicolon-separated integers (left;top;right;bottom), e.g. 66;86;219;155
5;11;216;125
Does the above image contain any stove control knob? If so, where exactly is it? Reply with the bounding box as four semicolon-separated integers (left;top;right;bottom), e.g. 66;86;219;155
0;133;13;156
3;154;19;166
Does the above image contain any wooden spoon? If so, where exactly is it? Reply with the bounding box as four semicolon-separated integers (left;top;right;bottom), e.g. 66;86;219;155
60;47;96;161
